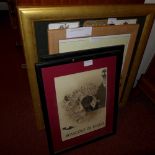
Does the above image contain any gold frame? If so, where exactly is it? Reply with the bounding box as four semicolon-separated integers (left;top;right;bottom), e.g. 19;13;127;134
18;5;155;129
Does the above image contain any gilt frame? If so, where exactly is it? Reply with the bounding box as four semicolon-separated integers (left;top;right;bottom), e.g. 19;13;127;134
18;5;155;129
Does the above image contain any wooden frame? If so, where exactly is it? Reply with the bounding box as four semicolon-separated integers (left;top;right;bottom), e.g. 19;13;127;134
35;45;124;154
47;24;139;100
18;5;155;129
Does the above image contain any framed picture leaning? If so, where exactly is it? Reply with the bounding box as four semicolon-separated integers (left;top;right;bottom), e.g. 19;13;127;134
35;45;124;154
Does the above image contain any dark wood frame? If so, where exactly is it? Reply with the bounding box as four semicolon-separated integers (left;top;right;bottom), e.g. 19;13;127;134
35;45;124;154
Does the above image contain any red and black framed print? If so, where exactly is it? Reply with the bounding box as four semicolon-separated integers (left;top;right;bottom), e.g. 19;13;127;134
35;45;124;154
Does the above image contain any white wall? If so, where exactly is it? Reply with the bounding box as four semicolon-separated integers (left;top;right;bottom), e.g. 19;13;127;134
145;0;155;3
134;0;155;86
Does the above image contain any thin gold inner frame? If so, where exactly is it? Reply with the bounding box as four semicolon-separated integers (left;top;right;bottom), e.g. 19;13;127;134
18;5;155;129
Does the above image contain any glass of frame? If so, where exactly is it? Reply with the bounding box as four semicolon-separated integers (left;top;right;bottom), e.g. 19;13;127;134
46;24;139;100
35;45;124;154
18;5;155;129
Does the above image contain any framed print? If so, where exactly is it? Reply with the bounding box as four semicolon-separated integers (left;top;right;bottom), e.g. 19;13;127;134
47;24;139;54
47;24;139;100
18;5;155;129
35;45;124;154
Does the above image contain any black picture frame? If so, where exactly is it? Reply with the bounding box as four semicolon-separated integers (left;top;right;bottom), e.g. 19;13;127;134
35;45;124;154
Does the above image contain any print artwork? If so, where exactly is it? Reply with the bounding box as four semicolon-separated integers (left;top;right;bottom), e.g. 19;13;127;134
54;67;107;141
